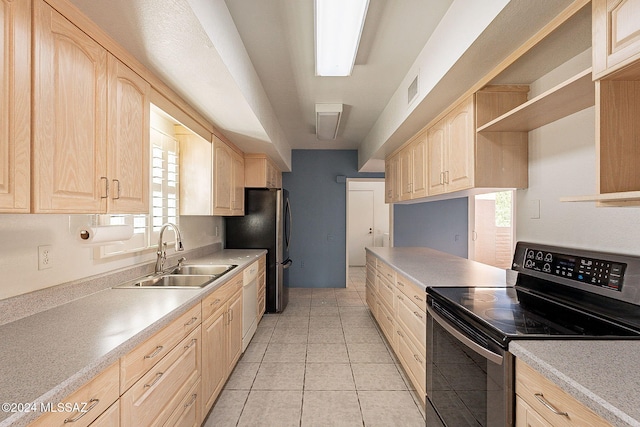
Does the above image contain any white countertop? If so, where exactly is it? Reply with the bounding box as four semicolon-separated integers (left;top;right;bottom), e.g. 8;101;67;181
0;249;265;427
366;246;508;291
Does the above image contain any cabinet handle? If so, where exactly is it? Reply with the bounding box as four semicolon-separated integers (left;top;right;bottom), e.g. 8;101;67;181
386;316;392;322
63;398;99;423
534;393;569;417
112;179;120;199
444;170;450;184
184;393;198;409
100;177;109;199
228;308;233;323
184;338;197;350
144;345;163;359
209;298;221;307
413;354;423;364
397;281;404;287
397;295;404;301
413;311;424;319
413;295;424;302
397;330;404;337
184;316;198;326
144;372;164;388
439;172;444;185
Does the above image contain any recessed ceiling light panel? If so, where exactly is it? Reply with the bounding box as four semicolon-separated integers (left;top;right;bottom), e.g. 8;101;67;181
314;0;369;76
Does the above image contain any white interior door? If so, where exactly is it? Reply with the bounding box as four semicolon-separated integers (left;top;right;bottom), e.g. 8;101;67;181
348;190;374;266
472;191;514;269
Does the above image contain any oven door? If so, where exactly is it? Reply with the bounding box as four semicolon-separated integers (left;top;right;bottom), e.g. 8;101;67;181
427;304;513;427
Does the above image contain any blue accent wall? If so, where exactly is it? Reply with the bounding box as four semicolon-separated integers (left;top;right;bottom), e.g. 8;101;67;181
393;198;469;258
282;150;384;288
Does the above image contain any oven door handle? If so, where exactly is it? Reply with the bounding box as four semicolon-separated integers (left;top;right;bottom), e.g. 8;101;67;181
427;305;504;365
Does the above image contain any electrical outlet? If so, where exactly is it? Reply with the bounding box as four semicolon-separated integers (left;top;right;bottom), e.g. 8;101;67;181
38;245;53;270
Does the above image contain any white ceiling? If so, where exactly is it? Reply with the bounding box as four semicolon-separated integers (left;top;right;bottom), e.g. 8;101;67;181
67;0;579;172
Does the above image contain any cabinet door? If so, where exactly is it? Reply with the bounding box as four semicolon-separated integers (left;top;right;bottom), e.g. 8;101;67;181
213;139;231;214
107;56;150;213
427;119;446;195
227;290;243;370
201;308;226;418
384;157;393;203
446;96;475;192
231;151;244;215
391;155;401;201
33;0;108;213
410;133;427;198
0;0;30;212
399;147;412;201
178;130;212;215
593;0;640;78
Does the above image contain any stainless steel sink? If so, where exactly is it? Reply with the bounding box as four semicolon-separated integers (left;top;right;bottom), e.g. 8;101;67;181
113;264;237;289
167;264;237;276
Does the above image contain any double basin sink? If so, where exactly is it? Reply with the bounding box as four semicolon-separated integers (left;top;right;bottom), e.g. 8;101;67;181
115;264;237;289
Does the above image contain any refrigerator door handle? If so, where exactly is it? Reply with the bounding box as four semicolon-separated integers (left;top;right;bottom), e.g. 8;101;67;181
282;258;293;269
285;198;292;250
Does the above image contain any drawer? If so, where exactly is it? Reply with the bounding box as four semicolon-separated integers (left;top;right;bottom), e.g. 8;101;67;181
29;362;119;427
163;378;201;427
515;360;612;427
396;272;426;312
376;299;395;347
365;280;377;315
396;326;426;405
376;260;396;284
377;273;395;311
366;253;376;270
121;326;201;427
396;292;426;354
202;274;242;320
89;401;119;427
120;303;201;393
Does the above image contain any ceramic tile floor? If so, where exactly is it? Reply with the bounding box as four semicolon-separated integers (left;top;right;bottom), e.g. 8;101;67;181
203;267;426;427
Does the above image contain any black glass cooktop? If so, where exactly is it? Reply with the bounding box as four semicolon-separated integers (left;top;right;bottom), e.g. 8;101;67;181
428;286;640;348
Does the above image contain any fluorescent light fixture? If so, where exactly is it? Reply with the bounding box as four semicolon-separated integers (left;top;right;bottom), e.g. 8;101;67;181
314;0;369;76
316;103;343;140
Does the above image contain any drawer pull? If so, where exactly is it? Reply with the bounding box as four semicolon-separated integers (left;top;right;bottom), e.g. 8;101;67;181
184;338;197;350
397;281;404;287
209;298;221;306
184;393;198;408
144;345;163;359
184;316;198;326
413;295;424;302
397;330;404;337
413;354;423;364
63;398;99;423
534;393;569;416
386;316;392;322
413;311;424;319
144;372;164;388
397;295;404;300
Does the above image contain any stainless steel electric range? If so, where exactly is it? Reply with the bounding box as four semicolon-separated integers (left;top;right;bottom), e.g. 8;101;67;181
426;242;640;427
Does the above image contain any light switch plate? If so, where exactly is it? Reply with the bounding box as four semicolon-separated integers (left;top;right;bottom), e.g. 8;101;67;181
529;199;540;219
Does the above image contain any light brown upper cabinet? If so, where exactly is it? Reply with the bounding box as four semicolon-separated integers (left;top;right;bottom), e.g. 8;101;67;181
177;127;213;215
33;0;150;213
427;97;476;196
593;0;640;79
213;137;244;216
0;0;30;213
244;153;282;188
399;131;427;201
384;154;401;203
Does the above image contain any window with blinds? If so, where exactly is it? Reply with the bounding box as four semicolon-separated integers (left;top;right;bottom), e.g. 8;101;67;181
98;125;179;258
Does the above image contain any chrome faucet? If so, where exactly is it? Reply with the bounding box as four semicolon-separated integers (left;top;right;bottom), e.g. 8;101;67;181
155;223;184;273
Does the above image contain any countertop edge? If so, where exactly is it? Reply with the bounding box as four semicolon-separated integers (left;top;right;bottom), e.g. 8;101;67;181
0;249;266;427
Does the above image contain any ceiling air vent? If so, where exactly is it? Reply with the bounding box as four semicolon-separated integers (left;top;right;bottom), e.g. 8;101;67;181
408;74;418;105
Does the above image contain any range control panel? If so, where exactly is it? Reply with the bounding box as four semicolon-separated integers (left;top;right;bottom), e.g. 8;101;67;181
523;248;626;291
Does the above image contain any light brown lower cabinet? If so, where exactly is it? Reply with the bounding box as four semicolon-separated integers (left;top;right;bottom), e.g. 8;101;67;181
367;256;427;406
201;274;243;420
120;326;201;427
515;360;612;427
29;362;119;427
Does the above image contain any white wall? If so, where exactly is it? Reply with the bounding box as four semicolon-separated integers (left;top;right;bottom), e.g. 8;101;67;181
516;108;640;254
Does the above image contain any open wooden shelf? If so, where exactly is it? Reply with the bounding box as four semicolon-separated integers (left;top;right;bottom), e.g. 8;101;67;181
477;68;594;132
560;191;640;206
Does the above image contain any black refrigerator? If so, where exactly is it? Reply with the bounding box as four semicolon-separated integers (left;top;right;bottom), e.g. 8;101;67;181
225;188;291;313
